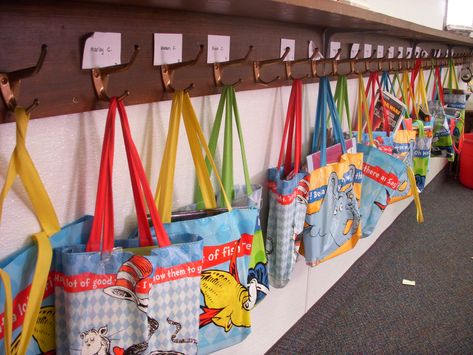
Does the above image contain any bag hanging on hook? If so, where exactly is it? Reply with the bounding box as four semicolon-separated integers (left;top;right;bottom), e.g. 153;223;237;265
54;98;204;355
0;107;93;355
301;76;363;265
354;75;421;238
145;91;259;353
266;80;309;288
194;86;269;306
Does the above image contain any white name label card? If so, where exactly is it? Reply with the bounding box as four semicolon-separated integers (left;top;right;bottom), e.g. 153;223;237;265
82;32;121;69
207;35;230;63
154;33;183;66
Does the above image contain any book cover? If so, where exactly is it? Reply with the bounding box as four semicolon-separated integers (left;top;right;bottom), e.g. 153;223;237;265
372;90;407;133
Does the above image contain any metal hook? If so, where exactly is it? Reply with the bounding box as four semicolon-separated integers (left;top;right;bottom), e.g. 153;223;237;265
91;45;139;102
285;47;317;81
333;48;361;76
363;49;379;73
253;46;290;85
312;48;340;78
0;44;47;111
387;51;402;72
161;44;204;93
213;45;253;87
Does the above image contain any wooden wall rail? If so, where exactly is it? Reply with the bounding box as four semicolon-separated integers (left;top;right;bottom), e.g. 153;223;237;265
1;0;472;123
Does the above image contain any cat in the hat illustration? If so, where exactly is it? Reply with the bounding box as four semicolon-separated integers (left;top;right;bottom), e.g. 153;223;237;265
104;255;152;313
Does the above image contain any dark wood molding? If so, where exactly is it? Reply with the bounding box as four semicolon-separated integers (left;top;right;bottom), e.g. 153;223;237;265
0;0;472;123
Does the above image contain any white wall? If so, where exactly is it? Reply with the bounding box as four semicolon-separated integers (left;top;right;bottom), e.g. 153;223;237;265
363;0;446;30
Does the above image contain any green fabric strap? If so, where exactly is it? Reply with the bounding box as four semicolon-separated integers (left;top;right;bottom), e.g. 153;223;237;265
333;75;351;137
196;86;252;208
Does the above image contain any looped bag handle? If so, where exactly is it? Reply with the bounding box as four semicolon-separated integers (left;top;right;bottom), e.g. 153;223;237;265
87;98;171;252
279;79;303;177
0;108;60;238
356;74;374;146
196;86;253;207
312;76;346;167
334;74;352;137
155;91;232;223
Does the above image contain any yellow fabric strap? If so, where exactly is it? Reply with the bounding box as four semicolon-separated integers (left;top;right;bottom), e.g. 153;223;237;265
407;167;424;224
357;75;373;145
155;92;231;223
181;93;232;211
0;269;12;355
416;69;430;115
0;107;60;237
11;233;52;355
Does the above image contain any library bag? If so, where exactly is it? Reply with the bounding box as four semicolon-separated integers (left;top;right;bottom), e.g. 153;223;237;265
266;80;309;288
54;98;204;355
152;91;259;354
0;107;92;355
302;76;363;266
195;86;269;305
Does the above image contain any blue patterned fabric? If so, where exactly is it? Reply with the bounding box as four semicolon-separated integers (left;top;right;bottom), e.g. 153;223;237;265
54;233;204;355
357;144;408;238
0;215;93;354
266;167;309;288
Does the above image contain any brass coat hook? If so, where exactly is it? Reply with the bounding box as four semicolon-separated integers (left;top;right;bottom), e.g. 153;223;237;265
363;49;379;73
253;46;290;85
285;47;317;81
334;48;360;76
161;44;204;92
213;45;253;87
387;51;402;72
91;45;139;102
0;44;47;112
312;48;341;78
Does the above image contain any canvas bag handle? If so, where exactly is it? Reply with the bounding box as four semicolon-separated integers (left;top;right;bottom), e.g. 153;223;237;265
155;91;231;223
366;71;390;135
357;74;374;145
87;98;171;252
334;74;352;137
312;76;347;167
0;108;60;238
278;79;302;177
196;86;253;207
443;58;459;90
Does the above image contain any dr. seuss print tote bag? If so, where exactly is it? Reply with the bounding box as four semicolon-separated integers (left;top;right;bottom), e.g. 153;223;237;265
54;98;204;355
152;91;259;353
196;86;269;305
0;107;92;355
266;79;309;288
302;76;363;266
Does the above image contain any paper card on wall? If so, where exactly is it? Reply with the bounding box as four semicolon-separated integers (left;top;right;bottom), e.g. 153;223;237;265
281;38;295;61
377;45;384;58
154;33;182;65
330;41;341;58
398;46;404;57
309;40;323;59
388;46;395;58
351;43;360;58
207;35;230;63
82;32;121;69
406;47;413;58
364;44;372;58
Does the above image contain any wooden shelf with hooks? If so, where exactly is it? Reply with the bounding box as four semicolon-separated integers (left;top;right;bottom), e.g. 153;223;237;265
0;0;472;123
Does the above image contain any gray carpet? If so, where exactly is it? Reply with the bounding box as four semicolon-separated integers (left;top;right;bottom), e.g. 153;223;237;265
267;168;473;354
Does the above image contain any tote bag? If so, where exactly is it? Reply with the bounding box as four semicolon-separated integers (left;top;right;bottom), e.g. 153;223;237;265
266;80;309;288
302;76;363;266
152;91;259;354
0;107;92;355
413;120;432;192
196;86;269;304
54;98;204;355
354;75;422;237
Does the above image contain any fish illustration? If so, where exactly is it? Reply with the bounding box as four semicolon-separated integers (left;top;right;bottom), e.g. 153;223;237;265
199;240;253;332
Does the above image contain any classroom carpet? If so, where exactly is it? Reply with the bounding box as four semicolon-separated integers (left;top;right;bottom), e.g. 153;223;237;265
267;168;473;354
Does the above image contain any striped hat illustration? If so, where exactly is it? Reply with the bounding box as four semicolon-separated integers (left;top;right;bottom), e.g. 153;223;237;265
104;255;152;312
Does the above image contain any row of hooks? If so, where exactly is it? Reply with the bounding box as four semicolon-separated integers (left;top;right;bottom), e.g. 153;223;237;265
1;43;472;112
